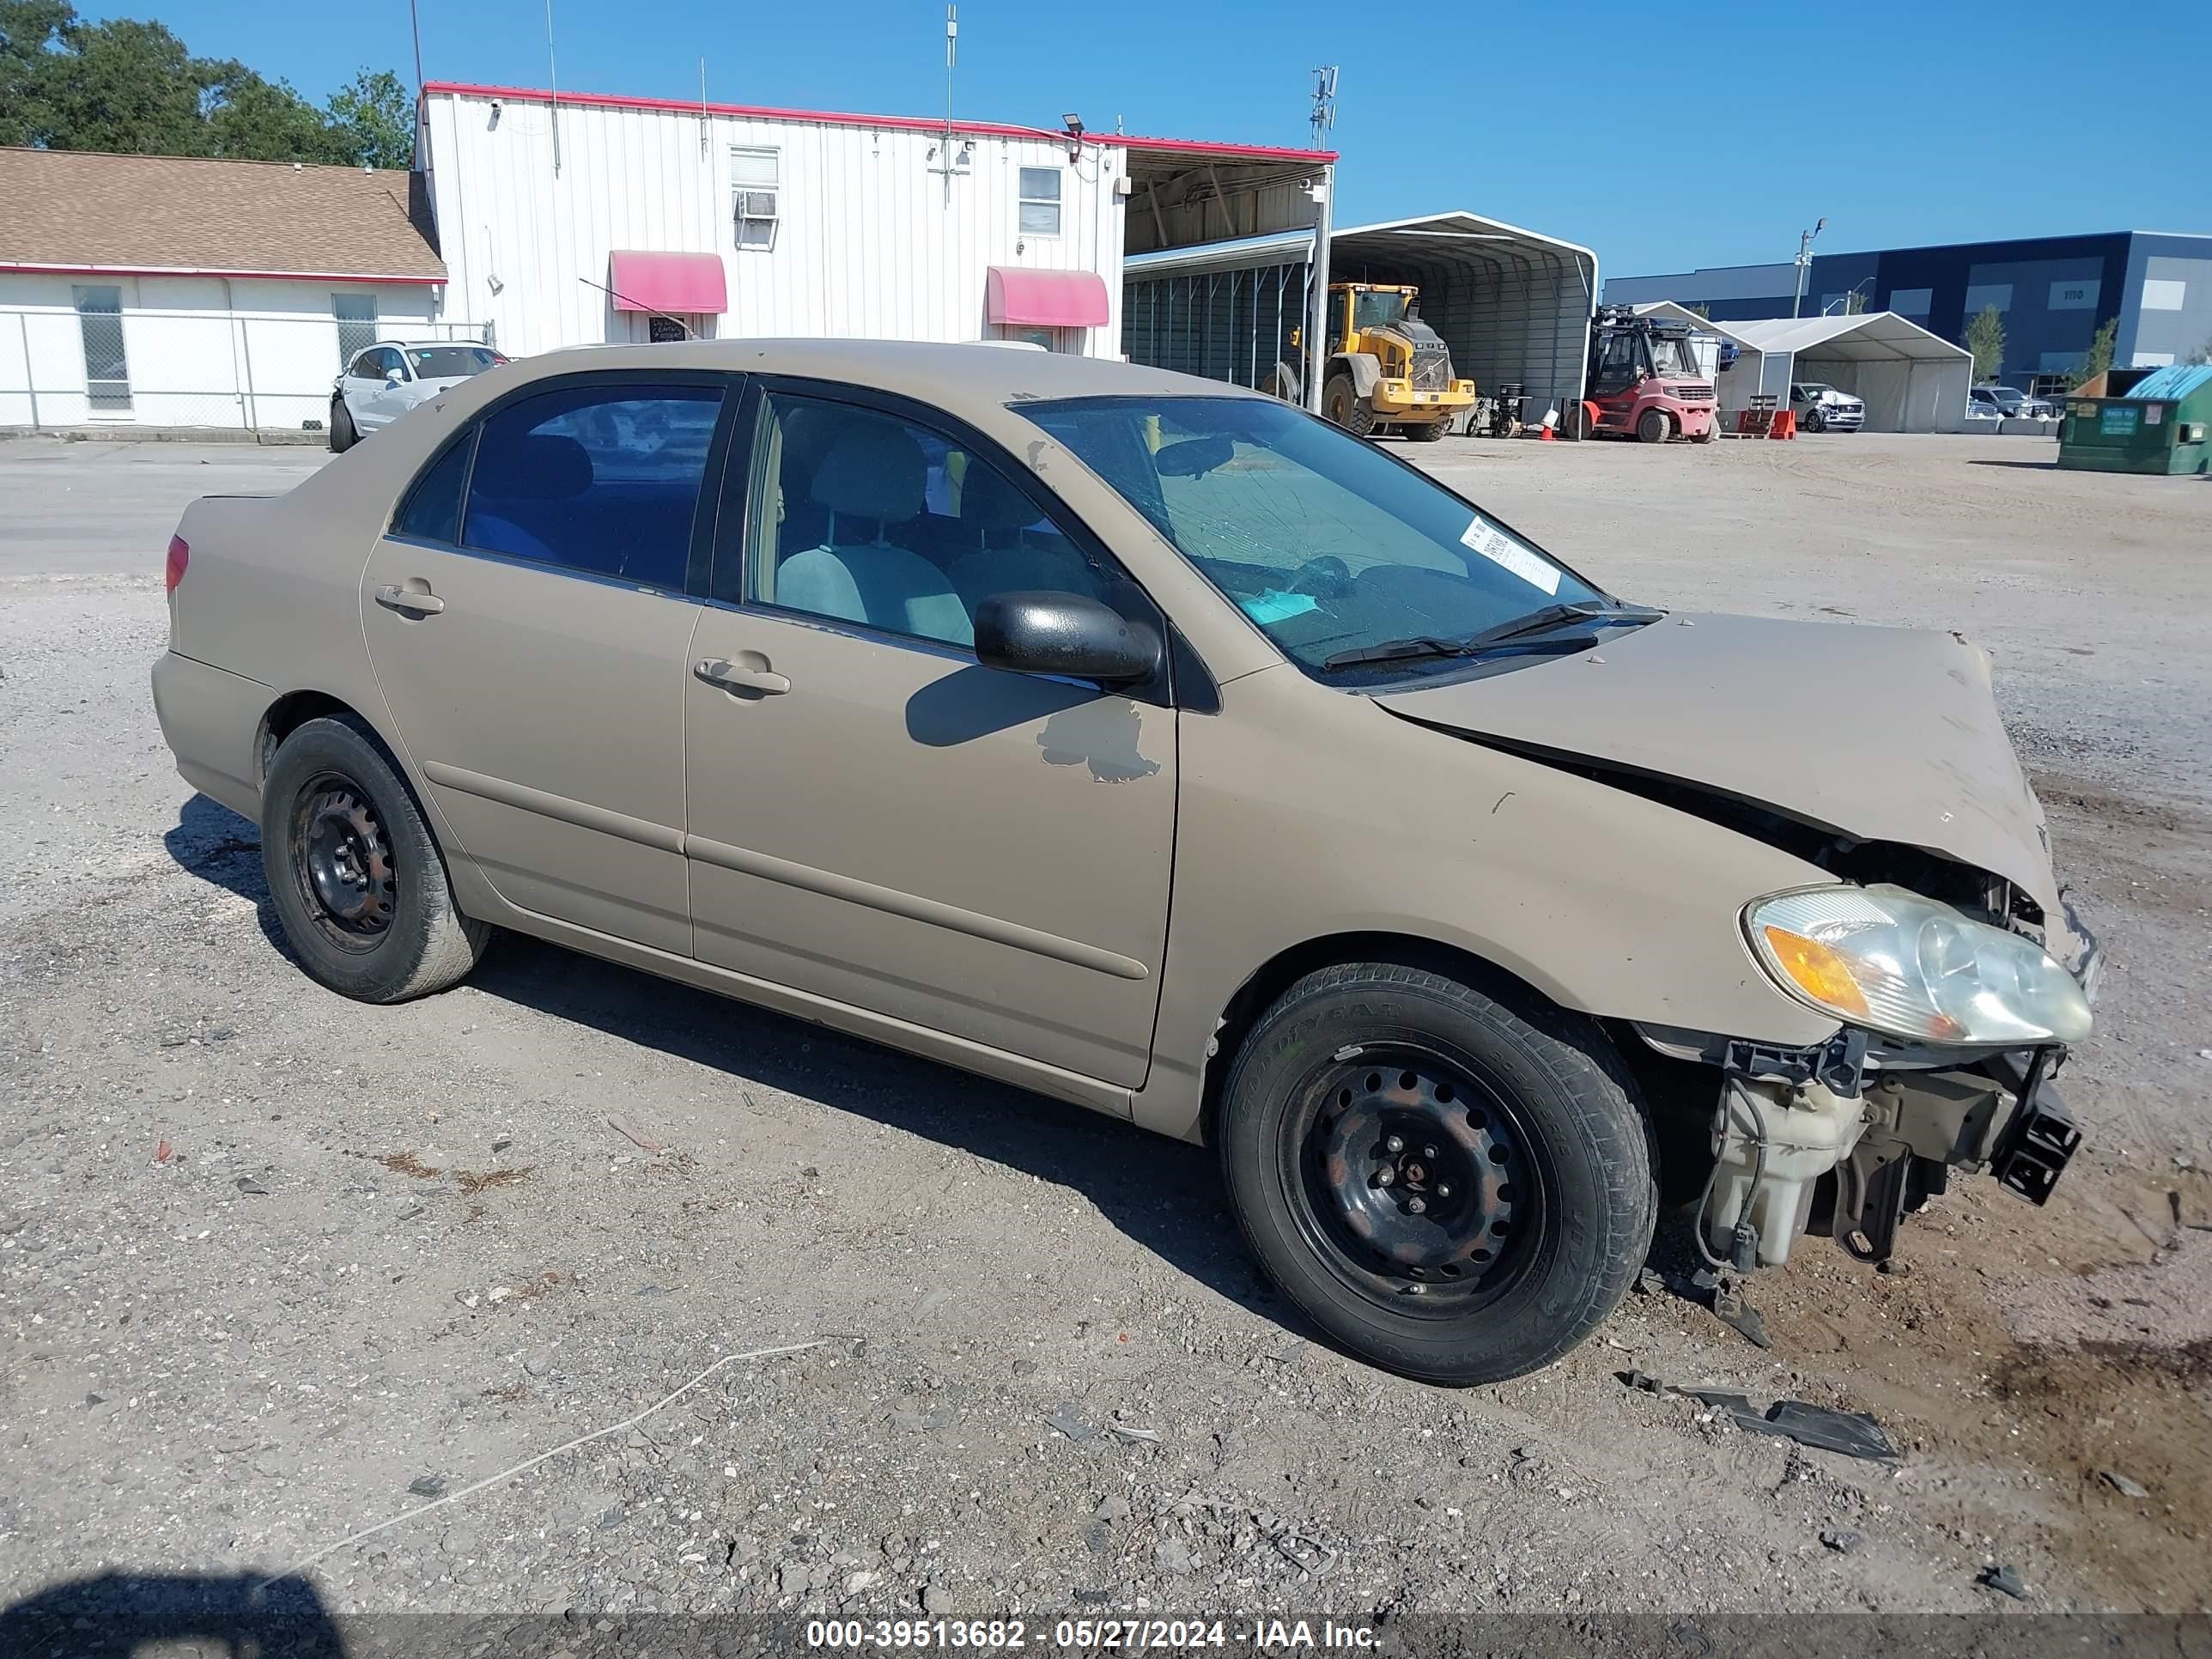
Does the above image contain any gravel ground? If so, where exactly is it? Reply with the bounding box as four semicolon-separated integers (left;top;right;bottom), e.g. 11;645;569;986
2;430;2207;1640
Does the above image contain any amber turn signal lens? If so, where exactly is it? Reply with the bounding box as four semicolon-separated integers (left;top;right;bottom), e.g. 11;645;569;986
1759;925;1871;1019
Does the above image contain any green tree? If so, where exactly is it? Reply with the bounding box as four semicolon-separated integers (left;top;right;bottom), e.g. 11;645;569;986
1965;304;2006;381
18;11;206;155
202;60;348;162
2185;334;2212;367
1;1;411;167
0;0;73;144
2070;317;2118;387
325;68;415;169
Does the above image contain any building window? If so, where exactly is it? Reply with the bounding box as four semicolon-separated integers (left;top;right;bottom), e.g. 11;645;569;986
1963;283;2013;315
1887;287;1932;315
2140;279;2186;312
73;286;130;411
335;293;378;364
1018;167;1061;236
732;147;781;250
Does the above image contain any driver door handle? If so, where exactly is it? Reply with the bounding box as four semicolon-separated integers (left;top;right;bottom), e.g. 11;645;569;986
374;584;445;617
695;657;791;696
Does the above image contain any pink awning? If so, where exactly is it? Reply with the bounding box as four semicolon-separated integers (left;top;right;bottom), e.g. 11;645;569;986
607;251;727;314
986;266;1109;329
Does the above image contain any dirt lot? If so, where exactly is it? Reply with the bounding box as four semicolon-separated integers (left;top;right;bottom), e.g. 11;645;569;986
2;430;2208;1636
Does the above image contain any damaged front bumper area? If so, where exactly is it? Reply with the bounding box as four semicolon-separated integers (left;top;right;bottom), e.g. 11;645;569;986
1638;1024;2087;1272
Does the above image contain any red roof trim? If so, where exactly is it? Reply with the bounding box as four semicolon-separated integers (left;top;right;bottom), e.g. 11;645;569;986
0;261;444;284
419;81;1337;166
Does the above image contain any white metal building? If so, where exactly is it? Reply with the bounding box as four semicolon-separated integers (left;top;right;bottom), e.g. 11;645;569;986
1632;302;1973;433
1121;210;1600;424
417;82;1334;362
0;148;458;432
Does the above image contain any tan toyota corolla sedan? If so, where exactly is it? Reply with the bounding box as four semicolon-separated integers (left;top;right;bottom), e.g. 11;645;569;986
153;341;2096;1383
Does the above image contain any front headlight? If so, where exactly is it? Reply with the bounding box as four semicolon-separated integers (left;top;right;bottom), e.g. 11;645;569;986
1745;884;2092;1046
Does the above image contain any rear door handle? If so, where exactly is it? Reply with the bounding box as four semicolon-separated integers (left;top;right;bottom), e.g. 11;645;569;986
695;657;791;696
375;584;445;617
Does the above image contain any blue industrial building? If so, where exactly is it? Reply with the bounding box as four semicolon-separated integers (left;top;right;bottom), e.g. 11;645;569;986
1603;231;2212;396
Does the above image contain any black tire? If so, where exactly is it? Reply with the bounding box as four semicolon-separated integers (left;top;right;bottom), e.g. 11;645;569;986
329;399;357;453
1802;409;1826;434
1692;417;1717;445
261;714;489;1002
1218;962;1656;1384
1324;374;1376;438
1407;417;1450;443
1636;407;1671;444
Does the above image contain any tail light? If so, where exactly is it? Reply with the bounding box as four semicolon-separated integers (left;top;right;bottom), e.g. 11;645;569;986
165;534;189;592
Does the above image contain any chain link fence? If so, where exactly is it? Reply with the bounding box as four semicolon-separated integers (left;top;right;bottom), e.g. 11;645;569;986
0;307;494;434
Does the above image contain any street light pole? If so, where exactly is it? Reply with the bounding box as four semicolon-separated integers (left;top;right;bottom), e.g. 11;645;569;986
1790;216;1826;319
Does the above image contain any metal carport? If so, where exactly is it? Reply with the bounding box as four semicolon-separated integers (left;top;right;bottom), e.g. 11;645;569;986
1122;210;1599;428
1645;308;1972;434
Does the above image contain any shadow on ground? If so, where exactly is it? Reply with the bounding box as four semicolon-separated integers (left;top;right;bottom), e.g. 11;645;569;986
161;793;1300;1336
0;1572;343;1658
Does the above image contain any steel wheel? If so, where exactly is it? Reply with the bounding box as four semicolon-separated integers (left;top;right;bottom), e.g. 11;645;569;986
1285;1047;1541;1316
289;770;396;951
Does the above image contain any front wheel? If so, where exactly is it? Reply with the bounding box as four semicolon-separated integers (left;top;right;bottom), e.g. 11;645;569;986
329;399;357;453
1407;417;1451;443
1802;409;1826;434
1218;963;1656;1384
262;715;489;1002
1324;374;1376;438
1636;407;1671;444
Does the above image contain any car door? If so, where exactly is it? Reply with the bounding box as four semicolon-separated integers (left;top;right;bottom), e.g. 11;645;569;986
361;371;738;954
339;348;386;428
348;347;404;430
682;382;1177;1088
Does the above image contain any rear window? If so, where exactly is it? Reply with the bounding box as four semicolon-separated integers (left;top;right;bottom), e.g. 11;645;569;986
460;382;724;589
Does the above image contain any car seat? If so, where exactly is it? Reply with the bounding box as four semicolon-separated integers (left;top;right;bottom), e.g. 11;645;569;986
945;460;1093;615
775;420;973;646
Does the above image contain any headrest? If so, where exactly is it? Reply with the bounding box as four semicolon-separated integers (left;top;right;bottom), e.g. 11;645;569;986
473;433;592;501
959;462;1038;532
810;420;926;523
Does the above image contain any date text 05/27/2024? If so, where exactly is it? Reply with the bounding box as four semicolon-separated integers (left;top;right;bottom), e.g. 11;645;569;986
805;1618;1380;1650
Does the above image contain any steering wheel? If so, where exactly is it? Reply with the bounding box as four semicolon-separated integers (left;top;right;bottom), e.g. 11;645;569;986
1287;556;1352;599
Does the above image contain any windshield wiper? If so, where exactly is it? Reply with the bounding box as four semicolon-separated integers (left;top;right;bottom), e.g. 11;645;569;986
1319;601;1660;671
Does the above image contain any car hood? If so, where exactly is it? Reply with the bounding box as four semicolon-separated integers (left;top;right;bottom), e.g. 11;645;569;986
1372;611;2067;918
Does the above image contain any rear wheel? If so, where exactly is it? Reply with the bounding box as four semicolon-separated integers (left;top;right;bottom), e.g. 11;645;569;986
1218;962;1657;1384
262;715;489;1002
1636;407;1671;444
329;398;357;453
1325;374;1376;438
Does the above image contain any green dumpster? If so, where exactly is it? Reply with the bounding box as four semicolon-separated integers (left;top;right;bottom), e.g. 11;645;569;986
2058;363;2212;475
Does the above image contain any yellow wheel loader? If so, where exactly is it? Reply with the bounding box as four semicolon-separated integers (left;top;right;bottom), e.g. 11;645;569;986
1283;283;1478;441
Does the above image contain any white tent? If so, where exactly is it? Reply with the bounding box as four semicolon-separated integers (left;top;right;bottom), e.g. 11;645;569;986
1632;304;1972;433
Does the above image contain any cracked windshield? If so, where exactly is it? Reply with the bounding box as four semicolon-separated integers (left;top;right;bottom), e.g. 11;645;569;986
1021;396;1608;679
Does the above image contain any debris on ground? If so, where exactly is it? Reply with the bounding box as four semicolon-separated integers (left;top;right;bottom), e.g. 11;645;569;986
233;1176;266;1195
2100;1468;2149;1499
606;1116;666;1154
454;1165;533;1195
1615;1372;1899;1461
408;1474;447;1498
1712;1285;1774;1350
1047;1401;1097;1445
1978;1563;2031;1601
1820;1528;1863;1554
379;1151;441;1179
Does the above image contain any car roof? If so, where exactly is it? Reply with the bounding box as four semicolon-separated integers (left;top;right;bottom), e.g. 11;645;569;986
491;338;1268;412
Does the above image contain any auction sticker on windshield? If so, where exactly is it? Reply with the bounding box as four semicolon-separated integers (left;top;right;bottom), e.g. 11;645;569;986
1461;515;1560;596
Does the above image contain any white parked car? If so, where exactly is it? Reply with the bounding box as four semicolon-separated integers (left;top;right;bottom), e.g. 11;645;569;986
330;341;504;452
1789;382;1864;433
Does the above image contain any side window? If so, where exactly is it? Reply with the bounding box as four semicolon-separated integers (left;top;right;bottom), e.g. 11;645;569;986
462;381;724;590
393;430;476;543
739;392;1121;650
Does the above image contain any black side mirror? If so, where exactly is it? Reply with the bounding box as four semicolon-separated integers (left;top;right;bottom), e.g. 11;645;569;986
974;592;1163;685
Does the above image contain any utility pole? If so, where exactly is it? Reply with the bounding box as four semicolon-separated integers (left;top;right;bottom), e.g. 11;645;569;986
1303;67;1338;414
1790;216;1826;319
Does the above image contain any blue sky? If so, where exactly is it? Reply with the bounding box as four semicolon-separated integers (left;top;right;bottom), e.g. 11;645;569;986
89;0;2207;275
